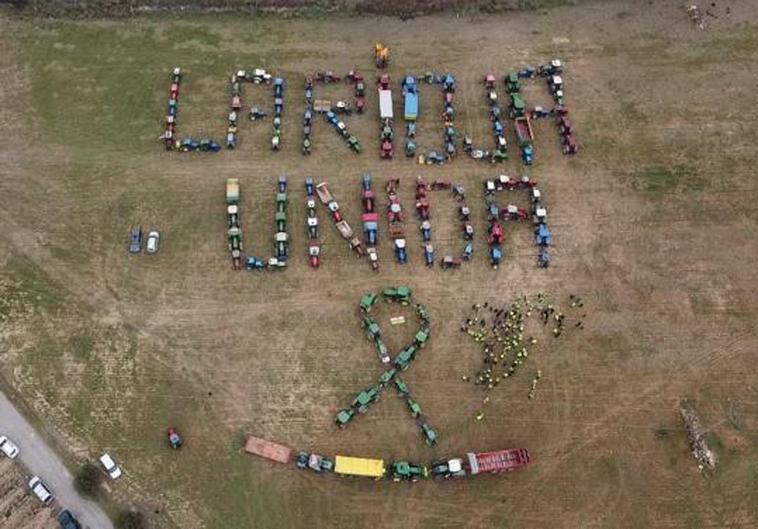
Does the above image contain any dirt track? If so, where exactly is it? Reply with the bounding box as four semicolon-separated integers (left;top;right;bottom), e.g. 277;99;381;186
0;1;757;528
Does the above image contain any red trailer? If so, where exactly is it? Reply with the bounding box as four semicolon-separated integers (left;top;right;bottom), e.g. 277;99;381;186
514;116;534;145
466;448;530;475
244;435;292;464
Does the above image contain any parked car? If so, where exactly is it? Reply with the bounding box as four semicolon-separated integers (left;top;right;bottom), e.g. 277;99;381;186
28;476;54;505
99;453;122;479
128;227;142;253
57;510;82;529
0;436;19;459
146;230;160;253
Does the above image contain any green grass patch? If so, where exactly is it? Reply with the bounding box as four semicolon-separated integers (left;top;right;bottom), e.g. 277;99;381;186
628;165;704;195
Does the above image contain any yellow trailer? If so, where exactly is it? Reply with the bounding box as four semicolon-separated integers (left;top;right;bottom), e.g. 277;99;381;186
334;455;385;479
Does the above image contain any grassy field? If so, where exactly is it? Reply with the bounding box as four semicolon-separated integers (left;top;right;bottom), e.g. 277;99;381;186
1;1;758;528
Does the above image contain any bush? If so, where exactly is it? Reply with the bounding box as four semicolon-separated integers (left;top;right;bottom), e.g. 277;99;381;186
116;510;146;529
74;462;102;497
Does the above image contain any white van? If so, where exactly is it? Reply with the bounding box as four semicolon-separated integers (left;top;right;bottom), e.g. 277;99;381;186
28;476;54;505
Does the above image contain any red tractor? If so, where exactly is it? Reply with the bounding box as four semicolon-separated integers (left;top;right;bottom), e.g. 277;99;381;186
308;244;321;268
416;198;429;220
381;139;394;159
562;134;579;155
488;222;504;246
167;427;183;449
484;73;496;89
378;74;391;90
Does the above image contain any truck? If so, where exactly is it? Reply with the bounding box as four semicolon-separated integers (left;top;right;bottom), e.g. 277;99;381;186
514;116;534;145
379;90;394;120
431;448;530;479
243;435;292;464
402;75;418;121
334;455;385;479
226;178;240;205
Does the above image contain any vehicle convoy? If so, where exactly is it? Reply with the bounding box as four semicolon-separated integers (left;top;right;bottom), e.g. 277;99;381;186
432;448;530;478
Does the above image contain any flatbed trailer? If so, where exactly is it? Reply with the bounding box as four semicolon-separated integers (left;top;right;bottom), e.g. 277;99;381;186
514;116;534;145
379;90;394;120
466;448;530;475
244;435;292;464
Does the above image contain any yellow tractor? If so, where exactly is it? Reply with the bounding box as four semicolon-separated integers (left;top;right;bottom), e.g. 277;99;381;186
374;43;390;69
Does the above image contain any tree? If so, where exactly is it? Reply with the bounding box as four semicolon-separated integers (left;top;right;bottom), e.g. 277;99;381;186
74;462;102;498
116;510;146;529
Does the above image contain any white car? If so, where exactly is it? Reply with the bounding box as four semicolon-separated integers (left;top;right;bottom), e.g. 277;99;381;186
146;231;160;253
0;436;19;459
99;453;122;479
28;476;54;505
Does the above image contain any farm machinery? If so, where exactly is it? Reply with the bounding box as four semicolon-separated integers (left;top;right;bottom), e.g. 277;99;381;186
316;182;364;257
226;178;242;269
360;173;380;270
305;177;321;268
245;436;530;481
374;42;390;69
378;75;395;159
161;68;220;152
385;179;407;263
432;449;530;478
336;287;437;446
482;174;551;268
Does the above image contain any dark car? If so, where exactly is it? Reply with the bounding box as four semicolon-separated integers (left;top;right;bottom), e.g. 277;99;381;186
129;227;142;253
57;510;82;529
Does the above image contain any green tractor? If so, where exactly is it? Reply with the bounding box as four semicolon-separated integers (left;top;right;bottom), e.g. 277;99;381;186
375;337;390;364
510;93;525;118
348;136;361;153
275;211;286;233
389;460;429;482
383;286;412;304
422;423;438;446
377;368;397;388
352;386;380;413
415;304;430;324
414;328;430;347
405;396;422;418
394;378;409;395
492;149;508;163
394;345;417;371
335;408;355;428
363;318;381;340
506;72;520;94
360;293;378;313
